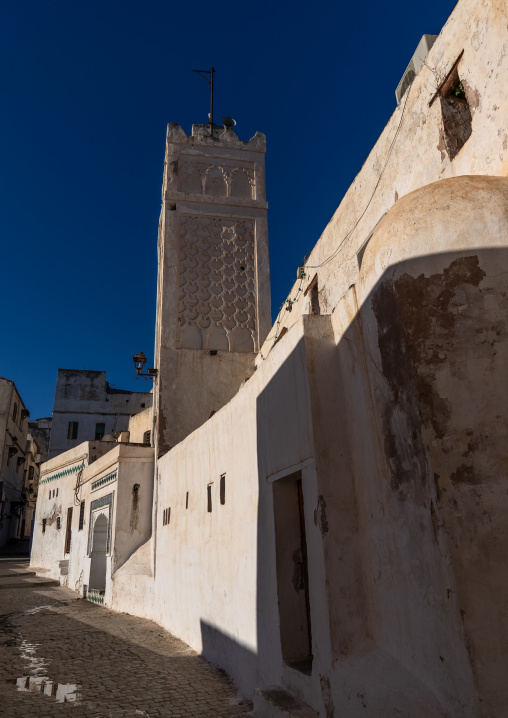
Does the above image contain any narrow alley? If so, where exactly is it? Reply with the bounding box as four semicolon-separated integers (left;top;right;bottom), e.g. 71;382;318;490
0;557;252;718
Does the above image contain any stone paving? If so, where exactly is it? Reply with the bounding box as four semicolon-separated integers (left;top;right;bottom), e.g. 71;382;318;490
0;559;252;717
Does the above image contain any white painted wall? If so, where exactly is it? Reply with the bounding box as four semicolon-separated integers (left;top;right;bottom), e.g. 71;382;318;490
257;0;508;363
31;442;154;607
49;369;152;458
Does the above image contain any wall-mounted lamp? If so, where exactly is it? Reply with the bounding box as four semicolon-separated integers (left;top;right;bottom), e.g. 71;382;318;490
133;352;158;379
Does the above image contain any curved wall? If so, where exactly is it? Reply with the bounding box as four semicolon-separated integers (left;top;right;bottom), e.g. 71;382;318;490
348;176;508;716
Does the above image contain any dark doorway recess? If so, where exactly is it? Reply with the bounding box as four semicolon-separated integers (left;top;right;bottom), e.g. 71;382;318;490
273;471;313;674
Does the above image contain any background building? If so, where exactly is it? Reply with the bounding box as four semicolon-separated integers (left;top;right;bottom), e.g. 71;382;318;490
49;369;152;459
0;376;30;546
28;416;52;464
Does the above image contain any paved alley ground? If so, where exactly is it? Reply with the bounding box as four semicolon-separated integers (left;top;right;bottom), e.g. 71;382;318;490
0;558;252;718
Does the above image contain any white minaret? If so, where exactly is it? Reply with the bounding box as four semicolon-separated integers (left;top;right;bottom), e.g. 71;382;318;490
154;121;271;456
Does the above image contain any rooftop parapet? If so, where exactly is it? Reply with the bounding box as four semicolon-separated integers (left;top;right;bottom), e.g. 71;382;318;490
166;122;266;153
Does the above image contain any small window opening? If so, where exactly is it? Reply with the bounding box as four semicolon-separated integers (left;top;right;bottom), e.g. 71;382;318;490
209;350;217;356
304;274;320;315
220;474;226;505
67;421;78;440
12;403;18;422
143;430;151;445
186;491;189;509
64;507;73;554
56;516;61;530
79;501;85;530
42;519;47;533
207;485;212;513
95;423;105;440
274;327;288;346
56;488;58;497
435;55;472;160
141;403;145;408
163;507;171;526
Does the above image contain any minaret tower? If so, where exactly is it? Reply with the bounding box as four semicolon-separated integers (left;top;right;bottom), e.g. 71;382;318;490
154;121;270;456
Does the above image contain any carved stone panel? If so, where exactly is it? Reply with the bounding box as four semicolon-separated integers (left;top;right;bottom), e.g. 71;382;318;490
178;161;255;200
178;215;256;352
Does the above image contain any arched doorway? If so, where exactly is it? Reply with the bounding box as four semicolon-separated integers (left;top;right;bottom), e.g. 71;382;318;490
89;514;108;591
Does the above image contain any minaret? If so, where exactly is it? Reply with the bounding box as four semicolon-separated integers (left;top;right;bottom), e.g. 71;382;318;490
154;121;270;456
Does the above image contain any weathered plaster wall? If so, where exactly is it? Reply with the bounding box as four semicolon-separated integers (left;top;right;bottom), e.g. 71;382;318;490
31;442;154;606
50;369;152;458
349;175;508;717
153;320;313;699
128;406;153;444
151;292;487;715
0;377;30;545
257;0;508;361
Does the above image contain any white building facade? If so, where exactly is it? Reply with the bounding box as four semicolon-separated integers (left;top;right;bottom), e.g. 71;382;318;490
49;369;152;459
32;1;508;715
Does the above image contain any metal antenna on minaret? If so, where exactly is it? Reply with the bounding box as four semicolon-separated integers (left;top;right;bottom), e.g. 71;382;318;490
192;67;215;137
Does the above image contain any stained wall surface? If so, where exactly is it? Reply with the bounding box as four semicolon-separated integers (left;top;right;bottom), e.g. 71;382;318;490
31;442;154;606
257;0;508;359
49;369;152;458
0;377;30;545
150;175;508;716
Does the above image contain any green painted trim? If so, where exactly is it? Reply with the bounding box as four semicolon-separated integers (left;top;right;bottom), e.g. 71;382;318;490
91;470;117;492
41;463;84;485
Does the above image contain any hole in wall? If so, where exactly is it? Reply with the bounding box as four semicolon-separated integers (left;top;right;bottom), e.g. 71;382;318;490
220;474;226;505
207;485;212;513
433;53;472;161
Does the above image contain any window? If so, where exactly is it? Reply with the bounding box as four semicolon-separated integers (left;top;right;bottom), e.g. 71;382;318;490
95;423;105;440
78;501;85;530
28;466;34;481
141;403;145;408
220;474;226;505
162;507;171;526
143;430;151;445
304;274;320;315
67;422;78;440
432;53;472;161
42;519;46;533
64;507;73;553
56;488;58;497
12;403;18;422
207;485;212;513
56;517;61;530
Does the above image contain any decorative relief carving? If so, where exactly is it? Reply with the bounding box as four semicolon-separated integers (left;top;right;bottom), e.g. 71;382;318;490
179;162;255;199
178;216;256;352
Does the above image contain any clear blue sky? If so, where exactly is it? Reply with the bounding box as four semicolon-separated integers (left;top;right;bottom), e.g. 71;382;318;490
0;0;457;419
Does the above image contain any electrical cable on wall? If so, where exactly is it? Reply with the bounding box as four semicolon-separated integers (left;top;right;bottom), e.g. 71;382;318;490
260;78;414;358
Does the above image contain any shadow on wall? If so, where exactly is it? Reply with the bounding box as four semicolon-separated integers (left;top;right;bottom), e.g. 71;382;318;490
246;246;508;716
200;620;258;689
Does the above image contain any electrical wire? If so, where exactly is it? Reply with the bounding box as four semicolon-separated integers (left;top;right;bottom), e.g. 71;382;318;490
260;82;414;361
304;83;413;271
